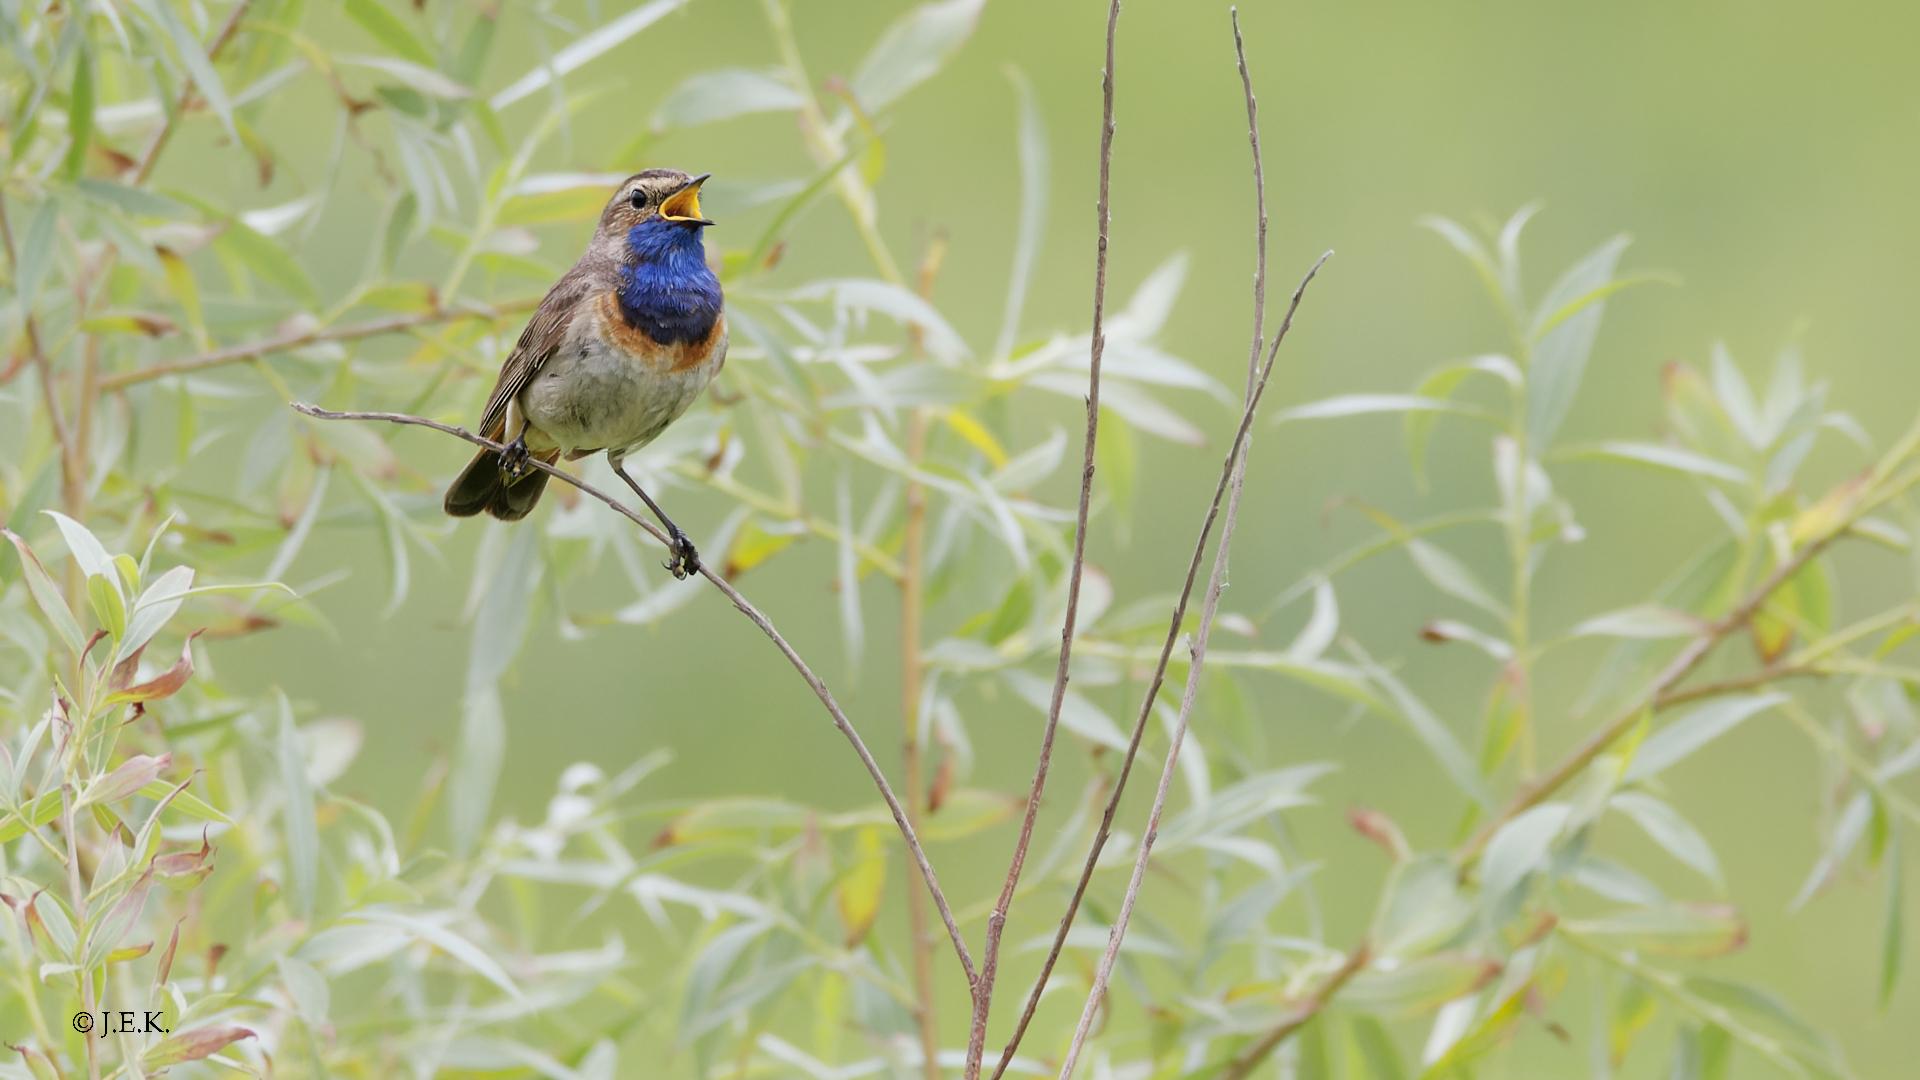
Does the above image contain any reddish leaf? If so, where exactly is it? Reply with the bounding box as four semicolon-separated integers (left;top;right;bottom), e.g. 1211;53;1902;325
77;753;173;808
106;632;201;705
142;1026;254;1066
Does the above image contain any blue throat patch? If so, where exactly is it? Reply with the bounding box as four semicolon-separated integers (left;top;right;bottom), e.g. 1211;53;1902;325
617;219;723;345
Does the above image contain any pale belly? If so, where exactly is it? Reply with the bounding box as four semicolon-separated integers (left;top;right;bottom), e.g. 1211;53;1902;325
518;326;723;461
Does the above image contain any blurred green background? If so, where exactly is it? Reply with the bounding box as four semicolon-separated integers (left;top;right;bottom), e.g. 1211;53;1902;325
187;0;1920;1071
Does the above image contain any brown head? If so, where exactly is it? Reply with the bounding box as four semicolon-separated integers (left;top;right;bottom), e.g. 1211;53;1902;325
597;169;713;236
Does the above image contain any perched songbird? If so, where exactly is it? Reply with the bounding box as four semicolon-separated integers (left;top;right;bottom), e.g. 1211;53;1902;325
444;169;725;578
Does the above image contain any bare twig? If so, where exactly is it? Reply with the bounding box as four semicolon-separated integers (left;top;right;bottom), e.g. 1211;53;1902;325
290;403;979;987
100;298;542;392
1217;943;1373;1080
1056;242;1327;1078
130;0;254;185
905;232;949;1080
987;14;1322;1073
965;0;1122;1072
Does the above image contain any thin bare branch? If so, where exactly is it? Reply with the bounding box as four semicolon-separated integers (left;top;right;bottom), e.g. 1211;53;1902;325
987;12;1318;1070
966;0;1123;1071
1057;242;1327;1077
290;403;979;986
130;0;254;185
101;299;542;392
1217;943;1373;1080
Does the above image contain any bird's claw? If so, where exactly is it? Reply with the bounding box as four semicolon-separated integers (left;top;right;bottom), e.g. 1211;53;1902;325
500;435;532;479
663;528;700;581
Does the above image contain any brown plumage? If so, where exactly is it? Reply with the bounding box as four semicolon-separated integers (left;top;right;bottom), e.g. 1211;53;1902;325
444;169;726;530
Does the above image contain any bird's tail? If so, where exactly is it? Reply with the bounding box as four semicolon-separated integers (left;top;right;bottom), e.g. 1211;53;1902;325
443;445;561;521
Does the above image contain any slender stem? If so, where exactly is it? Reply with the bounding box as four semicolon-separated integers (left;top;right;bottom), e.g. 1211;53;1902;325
901;404;941;1080
130;0;254;185
1216;944;1373;1080
61;787;101;1080
761;0;903;286
290;404;979;987
99;298;542;392
989;253;1330;1078
1056;262;1325;1080
986;11;1320;1066
964;2;1122;1073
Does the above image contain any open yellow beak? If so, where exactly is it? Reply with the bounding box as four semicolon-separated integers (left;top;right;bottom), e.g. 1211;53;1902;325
660;174;714;226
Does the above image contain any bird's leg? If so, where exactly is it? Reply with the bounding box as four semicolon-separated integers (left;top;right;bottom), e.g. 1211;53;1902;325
499;428;532;479
612;458;699;580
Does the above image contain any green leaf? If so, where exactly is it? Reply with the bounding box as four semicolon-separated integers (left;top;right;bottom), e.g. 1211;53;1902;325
158;247;206;347
848;0;985;113
217;220;320;305
1158;764;1331;852
1882;839;1904;1008
347;909;526;999
1349;645;1494;810
1298;1014;1333;1080
995;66;1049;363
835;470;864;679
1003;669;1128;751
1349;1016;1409;1080
1670;1023;1734;1080
1564;905;1749;958
1481;802;1569;903
60;46;93;181
451;523;541;857
1624;693;1786;784
1342;952;1498;1016
13;199;60;315
346;470;411;617
341;0;436;66
340;55;472;99
1610;974;1657;1066
1420;214;1508;318
918;788;1018;840
490;0;692;110
128;0;236;140
1374;855;1477;958
1570;604;1702;640
75;178;190;219
0;791;66;845
277;955;330;1028
1406;357;1518;489
1612;792;1721;883
1275;393;1495;425
88;573;127;641
136;780;231;824
277;691;319;918
2;529;86;655
835;826;886;946
651;67;803;131
1526;235;1628;450
1406;539;1510;620
1562;441;1749;484
448;10;498;86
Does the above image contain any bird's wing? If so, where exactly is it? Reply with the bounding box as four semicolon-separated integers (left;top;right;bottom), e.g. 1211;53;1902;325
475;265;600;440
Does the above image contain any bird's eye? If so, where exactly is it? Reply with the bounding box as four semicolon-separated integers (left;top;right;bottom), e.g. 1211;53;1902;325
629;190;646;209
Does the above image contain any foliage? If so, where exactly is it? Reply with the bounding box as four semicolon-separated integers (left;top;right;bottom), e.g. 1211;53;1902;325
0;0;1914;1078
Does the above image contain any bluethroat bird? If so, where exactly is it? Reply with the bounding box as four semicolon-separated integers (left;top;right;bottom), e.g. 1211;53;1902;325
443;169;725;579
